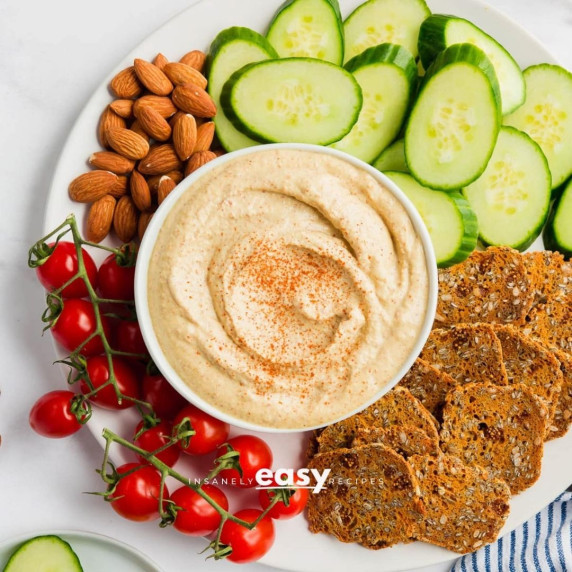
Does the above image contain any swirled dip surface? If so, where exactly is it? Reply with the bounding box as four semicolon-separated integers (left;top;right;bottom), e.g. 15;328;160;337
148;149;429;429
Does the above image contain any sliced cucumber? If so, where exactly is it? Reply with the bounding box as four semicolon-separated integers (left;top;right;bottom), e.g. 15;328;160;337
373;138;407;172
504;64;572;189
220;57;362;145
387;171;478;267
207;27;278;152
343;0;430;63
418;15;525;115
405;43;501;190
463;126;551;251
3;535;83;572
266;0;344;64
544;178;572;258
331;43;417;163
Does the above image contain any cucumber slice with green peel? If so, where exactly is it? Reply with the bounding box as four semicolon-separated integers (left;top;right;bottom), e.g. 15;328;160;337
405;43;501;191
463;127;551;251
266;0;344;64
504;64;572;189
386;171;478;267
418;15;525;115
373;138;407;172
544;178;572;258
331;43;417;163
207;27;278;152
220;57;362;145
3;535;83;572
343;0;430;63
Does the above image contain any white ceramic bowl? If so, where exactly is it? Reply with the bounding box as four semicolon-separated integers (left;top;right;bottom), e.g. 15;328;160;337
135;143;438;432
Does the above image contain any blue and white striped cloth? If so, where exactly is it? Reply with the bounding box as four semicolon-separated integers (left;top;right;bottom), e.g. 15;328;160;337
451;490;572;572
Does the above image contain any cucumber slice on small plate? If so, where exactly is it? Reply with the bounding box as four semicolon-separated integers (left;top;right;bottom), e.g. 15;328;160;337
373;138;407;173
3;535;83;572
386;171;478;267
266;0;344;64
405;43;501;191
544;178;572;258
343;0;430;63
463;126;551;251
220;57;362;145
418;14;525;115
331;44;417;163
207;27;278;152
504;64;572;189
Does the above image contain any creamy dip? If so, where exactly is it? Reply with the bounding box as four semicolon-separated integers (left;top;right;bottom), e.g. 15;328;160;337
147;148;429;429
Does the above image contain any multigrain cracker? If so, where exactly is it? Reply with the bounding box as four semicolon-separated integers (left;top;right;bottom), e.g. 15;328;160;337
549;350;572;439
522;250;566;306
440;382;548;494
354;425;440;458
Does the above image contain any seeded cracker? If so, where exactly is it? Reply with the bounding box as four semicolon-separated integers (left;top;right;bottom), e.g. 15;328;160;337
307;444;425;548
408;454;510;554
549;350;572;439
522;250;566;306
492;324;563;430
354;425;440;458
399;358;458;422
440;382;548;494
420;324;508;386
435;247;534;327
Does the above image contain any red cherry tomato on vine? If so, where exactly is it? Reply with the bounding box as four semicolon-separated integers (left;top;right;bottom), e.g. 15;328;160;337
114;319;148;357
219;508;275;563
109;463;168;522
51;298;110;356
258;475;309;520
173;404;230;456
216;435;273;488
29;390;84;438
142;373;188;420
134;420;180;467
81;355;140;410
36;241;97;298
98;253;136;301
171;484;228;536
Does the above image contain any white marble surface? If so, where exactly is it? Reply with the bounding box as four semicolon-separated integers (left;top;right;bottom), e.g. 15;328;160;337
0;0;571;571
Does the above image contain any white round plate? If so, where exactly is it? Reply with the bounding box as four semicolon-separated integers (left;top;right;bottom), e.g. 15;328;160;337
43;0;572;571
0;530;163;572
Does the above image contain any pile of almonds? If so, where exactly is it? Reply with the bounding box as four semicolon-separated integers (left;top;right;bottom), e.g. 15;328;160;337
69;50;222;243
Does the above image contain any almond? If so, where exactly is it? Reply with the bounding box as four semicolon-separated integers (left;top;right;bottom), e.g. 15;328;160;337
88;151;135;175
109;99;134;119
194;121;215;153
113;195;139;243
110;175;129;198
134;58;173;96
110;66;142;99
138;210;155;241
130;170;152;211
173;114;197;161
69;170;118;203
133;95;177;119
138;144;183;175
169;110;187;128
86;195;116;243
153;52;169;71
134;105;172;141
98;107;126;148
179;50;207;73
163;62;207;89
106;127;150;160
172;84;217;118
129;120;150;142
185;150;217;177
147;170;183;192
157;175;177;205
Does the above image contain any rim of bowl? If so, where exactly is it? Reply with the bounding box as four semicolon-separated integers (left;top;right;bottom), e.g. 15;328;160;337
135;143;438;433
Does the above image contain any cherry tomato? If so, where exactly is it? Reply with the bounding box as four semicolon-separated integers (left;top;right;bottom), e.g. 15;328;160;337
114;319;148;356
258;475;309;520
171;484;228;536
29;390;84;438
36;241;97;298
142;373;188;420
51;298;110;356
216;435;273;488
81;356;140;410
220;508;275;563
98;253;136;301
173;405;230;456
134;420;180;467
109;463;168;522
